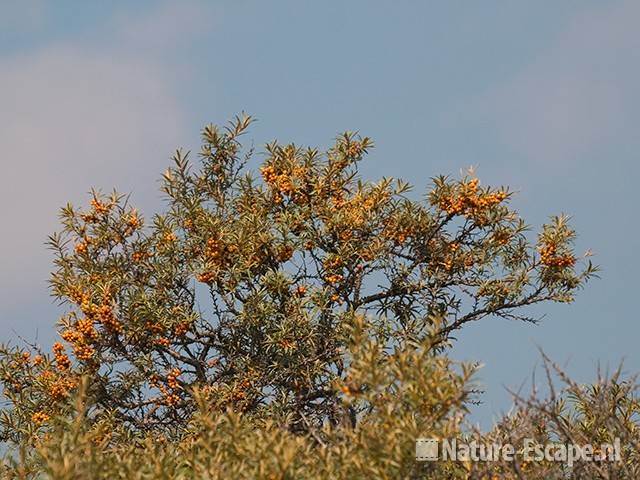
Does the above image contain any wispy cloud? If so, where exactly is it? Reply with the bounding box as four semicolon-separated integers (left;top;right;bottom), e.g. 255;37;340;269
466;0;640;163
0;2;213;315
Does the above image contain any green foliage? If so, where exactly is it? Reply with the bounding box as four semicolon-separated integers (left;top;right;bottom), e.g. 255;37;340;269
0;115;619;479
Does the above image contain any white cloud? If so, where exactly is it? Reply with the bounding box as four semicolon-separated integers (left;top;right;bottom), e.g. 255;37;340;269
469;0;640;162
0;3;212;313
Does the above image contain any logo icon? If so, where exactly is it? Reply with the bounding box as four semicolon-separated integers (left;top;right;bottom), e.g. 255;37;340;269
416;438;439;461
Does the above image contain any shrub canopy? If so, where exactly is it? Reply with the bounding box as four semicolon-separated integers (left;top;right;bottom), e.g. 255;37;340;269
2;116;622;479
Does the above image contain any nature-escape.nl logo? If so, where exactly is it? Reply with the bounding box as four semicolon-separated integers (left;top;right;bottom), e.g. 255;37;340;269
416;437;621;467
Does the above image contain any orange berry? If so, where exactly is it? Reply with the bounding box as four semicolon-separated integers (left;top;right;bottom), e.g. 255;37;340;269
31;411;50;425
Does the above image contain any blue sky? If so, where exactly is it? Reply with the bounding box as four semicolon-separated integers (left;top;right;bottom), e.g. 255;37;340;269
1;1;638;428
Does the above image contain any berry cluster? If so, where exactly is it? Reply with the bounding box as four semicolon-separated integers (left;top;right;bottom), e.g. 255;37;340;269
439;178;508;217
131;250;149;263
61;324;97;362
48;377;77;401
173;321;191;337
260;160;308;205
539;243;576;268
155;337;170;347
74;239;90;255
52;343;71;370
197;235;238;284
90;198;112;215
383;218;413;244
31;411;50;425
152;369;182;407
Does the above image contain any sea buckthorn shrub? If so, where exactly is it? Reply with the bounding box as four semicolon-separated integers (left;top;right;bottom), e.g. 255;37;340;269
465;357;640;480
3;353;640;479
0;329;478;479
0;115;606;478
